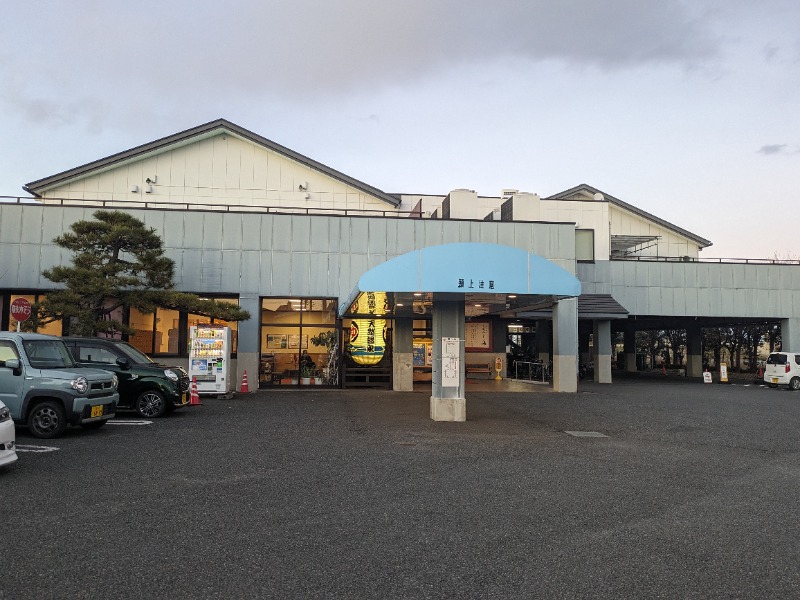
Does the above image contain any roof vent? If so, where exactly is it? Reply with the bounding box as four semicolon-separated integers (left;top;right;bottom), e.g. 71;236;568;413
501;188;518;198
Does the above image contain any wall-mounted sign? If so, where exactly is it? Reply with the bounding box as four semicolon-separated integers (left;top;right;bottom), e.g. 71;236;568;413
465;322;491;351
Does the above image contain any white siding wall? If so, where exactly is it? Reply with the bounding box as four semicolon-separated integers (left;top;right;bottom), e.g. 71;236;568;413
41;133;393;213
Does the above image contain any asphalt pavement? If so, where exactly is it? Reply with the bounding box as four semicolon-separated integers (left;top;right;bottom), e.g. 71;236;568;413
2;378;799;599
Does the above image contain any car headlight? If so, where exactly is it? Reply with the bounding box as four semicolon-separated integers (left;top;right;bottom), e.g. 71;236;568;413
0;406;9;422
71;376;89;394
111;374;119;390
164;369;179;382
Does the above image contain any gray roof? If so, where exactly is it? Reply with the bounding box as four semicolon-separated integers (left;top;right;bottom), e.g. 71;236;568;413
546;183;712;249
24;118;401;207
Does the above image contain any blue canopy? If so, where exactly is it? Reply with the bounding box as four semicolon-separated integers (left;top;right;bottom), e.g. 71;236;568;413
340;242;580;316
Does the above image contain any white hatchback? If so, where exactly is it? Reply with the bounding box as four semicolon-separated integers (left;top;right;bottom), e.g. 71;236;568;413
764;352;800;390
0;400;18;467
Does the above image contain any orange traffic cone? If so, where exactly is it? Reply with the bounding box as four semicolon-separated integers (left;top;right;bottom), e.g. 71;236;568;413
240;370;249;393
661;363;667;376
756;364;763;379
189;376;202;406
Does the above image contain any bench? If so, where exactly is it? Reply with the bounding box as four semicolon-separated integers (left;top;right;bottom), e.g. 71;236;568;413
466;363;492;379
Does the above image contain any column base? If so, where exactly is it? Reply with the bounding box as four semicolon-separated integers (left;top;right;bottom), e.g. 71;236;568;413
553;354;578;392
393;352;414;391
595;355;612;383
430;396;466;422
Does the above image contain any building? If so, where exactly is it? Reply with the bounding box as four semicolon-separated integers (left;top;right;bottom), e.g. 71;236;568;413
2;119;799;420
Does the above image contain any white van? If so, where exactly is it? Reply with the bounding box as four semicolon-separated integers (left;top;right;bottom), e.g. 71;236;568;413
764;352;800;390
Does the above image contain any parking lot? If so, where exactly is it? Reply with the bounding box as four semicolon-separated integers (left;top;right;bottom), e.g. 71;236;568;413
2;378;800;599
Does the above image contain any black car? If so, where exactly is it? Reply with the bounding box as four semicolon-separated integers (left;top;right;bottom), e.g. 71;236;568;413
62;337;190;418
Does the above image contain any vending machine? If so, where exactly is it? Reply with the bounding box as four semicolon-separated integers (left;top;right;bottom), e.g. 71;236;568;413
189;325;232;394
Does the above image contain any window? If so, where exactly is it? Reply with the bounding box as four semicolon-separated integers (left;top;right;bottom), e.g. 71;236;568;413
0;340;20;364
576;229;595;262
3;294;62;335
76;345;119;364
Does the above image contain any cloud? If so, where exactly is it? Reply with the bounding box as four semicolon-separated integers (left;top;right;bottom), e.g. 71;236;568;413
758;144;789;155
0;0;725;129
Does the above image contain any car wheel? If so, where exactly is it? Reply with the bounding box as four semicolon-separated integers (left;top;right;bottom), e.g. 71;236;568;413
27;400;67;439
136;390;167;418
789;377;800;391
81;420;107;430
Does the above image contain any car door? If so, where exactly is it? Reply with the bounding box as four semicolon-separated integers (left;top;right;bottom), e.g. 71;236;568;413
0;340;25;419
67;342;135;408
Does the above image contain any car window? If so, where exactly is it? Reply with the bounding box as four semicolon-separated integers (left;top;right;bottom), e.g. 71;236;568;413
795;355;800;366
22;340;75;369
0;340;20;366
77;345;119;365
114;342;154;364
767;354;787;365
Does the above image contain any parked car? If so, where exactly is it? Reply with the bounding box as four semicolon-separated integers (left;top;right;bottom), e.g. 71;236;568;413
0;332;119;438
0;400;18;467
764;352;800;390
62;337;190;418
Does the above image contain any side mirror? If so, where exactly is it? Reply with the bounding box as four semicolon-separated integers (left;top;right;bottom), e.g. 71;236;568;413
116;357;131;370
4;358;21;375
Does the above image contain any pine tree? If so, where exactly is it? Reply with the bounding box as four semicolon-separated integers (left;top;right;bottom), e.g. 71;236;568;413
33;210;249;335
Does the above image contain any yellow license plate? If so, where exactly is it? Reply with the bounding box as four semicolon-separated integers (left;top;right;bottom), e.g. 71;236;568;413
772;377;779;384
181;393;188;405
90;405;104;418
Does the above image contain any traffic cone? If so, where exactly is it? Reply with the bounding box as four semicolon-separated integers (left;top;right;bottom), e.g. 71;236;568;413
189;376;202;406
661;363;666;376
756;364;763;379
239;369;249;393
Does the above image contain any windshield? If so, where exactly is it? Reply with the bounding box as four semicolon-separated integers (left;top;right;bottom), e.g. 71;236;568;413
114;341;155;364
23;339;76;369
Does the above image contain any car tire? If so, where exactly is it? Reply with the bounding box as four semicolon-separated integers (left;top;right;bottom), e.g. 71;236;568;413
136;390;167;418
789;377;800;391
27;400;67;439
81;420;107;430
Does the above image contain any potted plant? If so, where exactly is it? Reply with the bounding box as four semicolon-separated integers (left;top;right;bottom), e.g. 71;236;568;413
300;364;313;385
310;330;339;385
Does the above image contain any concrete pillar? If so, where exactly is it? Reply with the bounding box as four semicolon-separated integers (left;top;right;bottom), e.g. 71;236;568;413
393;318;413;391
624;327;637;372
593;320;612;383
552;297;578;392
781;318;800;351
686;323;703;378
430;301;466;421
536;320;551;363
236;295;261;393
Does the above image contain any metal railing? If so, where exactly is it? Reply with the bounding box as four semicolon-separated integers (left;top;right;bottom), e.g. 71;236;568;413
513;360;551;383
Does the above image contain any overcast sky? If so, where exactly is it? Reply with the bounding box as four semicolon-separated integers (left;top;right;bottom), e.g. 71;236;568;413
1;0;798;258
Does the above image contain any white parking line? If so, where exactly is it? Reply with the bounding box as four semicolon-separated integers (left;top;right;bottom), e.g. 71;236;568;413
16;444;60;453
107;420;153;426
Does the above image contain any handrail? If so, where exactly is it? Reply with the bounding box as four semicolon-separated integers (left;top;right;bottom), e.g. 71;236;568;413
0;195;421;219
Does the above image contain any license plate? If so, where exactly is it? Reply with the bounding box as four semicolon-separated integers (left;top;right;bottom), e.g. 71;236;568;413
772;377;779;384
180;392;188;405
90;405;104;418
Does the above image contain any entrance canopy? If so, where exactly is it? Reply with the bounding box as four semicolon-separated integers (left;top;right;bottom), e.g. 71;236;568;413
340;242;581;317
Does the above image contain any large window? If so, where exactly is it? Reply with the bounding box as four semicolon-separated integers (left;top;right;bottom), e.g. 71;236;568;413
127;297;240;357
2;293;62;335
260;298;338;387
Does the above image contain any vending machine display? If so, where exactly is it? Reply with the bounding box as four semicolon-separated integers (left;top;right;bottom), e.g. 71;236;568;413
189;325;232;394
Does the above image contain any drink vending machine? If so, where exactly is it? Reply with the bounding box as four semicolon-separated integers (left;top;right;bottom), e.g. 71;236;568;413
189;325;232;394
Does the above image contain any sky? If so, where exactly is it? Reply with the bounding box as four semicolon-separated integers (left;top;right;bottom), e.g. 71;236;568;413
1;0;798;259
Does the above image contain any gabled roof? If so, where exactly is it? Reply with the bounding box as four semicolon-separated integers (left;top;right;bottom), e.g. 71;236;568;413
24;118;401;207
545;183;712;249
